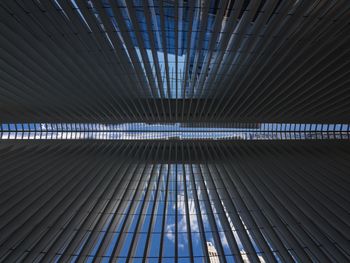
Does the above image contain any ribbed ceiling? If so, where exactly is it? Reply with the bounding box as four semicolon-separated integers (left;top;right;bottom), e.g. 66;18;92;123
0;0;349;123
0;141;349;262
1;1;350;262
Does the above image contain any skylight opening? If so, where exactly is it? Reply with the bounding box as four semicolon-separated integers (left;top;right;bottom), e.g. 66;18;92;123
0;123;348;141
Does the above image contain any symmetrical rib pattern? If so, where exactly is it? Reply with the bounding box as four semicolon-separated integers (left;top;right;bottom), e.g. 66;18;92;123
0;0;349;123
1;1;350;262
0;141;349;262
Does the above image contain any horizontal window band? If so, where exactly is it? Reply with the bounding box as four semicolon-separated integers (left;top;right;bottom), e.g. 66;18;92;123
1;122;349;140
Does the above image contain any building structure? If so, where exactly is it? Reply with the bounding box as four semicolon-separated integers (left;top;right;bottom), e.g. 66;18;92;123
0;1;349;262
207;242;220;263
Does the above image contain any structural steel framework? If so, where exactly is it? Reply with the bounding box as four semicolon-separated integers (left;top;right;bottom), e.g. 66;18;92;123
0;0;349;262
0;0;349;123
0;141;349;262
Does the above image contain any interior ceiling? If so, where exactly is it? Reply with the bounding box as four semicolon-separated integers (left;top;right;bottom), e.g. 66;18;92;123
0;1;350;262
0;0;349;123
0;140;349;262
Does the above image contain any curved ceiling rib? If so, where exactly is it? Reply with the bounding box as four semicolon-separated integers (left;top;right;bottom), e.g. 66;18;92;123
0;0;349;123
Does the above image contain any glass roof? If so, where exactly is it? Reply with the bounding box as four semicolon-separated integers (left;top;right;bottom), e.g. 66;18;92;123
1;122;348;140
